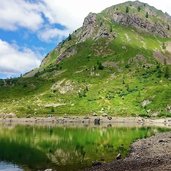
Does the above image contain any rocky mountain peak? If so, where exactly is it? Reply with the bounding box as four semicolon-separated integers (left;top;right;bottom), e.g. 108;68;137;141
83;12;97;27
38;1;171;69
103;0;171;37
77;11;115;42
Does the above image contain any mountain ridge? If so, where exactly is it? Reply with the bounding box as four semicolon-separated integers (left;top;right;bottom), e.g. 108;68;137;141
35;0;171;70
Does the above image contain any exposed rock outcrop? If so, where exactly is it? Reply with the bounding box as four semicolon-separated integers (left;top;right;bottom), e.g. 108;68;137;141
57;46;77;63
79;13;115;42
112;13;168;37
79;13;97;42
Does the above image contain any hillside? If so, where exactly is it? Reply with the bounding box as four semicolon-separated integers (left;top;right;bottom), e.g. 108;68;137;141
0;0;171;117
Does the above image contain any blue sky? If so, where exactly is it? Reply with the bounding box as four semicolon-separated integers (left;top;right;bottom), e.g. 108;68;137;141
0;0;170;79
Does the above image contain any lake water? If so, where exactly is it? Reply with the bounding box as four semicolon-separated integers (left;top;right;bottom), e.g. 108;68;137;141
0;161;22;171
0;124;169;171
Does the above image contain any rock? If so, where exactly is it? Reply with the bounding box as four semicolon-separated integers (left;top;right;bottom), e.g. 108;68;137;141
51;79;75;94
79;12;115;42
111;13;168;37
5;113;16;118
93;113;97;116
84;116;90;119
151;112;159;117
116;153;122;160
63;114;68;118
102;113;108;117
158;139;164;143
141;100;151;107
57;47;77;63
26;114;31;118
166;105;171;113
95;27;115;40
158;139;167;143
108;116;112;120
94;118;100;125
44;169;52;171
100;158;105;161
107;124;112;127
92;161;102;166
79;13;97;42
83;12;97;27
147;109;151;113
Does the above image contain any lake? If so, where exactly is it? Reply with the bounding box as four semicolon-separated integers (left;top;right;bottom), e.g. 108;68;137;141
0;123;169;171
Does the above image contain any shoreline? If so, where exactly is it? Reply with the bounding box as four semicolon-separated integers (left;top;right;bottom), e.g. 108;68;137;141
86;131;171;171
0;116;171;127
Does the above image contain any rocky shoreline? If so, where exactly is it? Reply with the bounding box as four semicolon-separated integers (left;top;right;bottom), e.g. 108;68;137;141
86;131;171;171
1;116;171;127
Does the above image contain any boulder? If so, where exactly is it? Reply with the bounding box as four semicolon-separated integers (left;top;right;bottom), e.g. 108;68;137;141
116;153;122;160
94;118;100;125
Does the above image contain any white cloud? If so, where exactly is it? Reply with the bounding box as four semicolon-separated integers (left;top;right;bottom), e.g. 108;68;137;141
38;27;70;42
40;0;171;32
0;0;170;39
0;0;171;78
0;0;43;31
40;0;124;31
0;39;41;75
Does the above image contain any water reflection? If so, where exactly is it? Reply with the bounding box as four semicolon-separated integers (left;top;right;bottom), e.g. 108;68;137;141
0;124;169;171
0;161;22;171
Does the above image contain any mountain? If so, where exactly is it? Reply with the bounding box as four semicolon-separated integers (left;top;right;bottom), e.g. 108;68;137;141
0;1;171;117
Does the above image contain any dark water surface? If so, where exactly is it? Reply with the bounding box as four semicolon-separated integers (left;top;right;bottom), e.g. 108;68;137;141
0;124;169;171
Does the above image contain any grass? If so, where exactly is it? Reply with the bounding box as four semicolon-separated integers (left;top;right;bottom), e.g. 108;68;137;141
0;11;171;117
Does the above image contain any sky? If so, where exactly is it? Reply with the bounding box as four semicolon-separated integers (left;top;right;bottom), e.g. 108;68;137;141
0;0;171;79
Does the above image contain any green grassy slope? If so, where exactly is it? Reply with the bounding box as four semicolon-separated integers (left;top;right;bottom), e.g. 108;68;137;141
0;1;171;117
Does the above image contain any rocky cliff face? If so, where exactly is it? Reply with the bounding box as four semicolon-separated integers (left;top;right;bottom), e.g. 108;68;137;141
111;12;168;37
78;12;115;42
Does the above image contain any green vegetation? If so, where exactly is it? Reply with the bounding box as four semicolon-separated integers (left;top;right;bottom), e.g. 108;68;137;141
126;6;129;13
0;1;171;117
0;125;168;170
0;24;171;117
138;6;141;12
68;34;72;41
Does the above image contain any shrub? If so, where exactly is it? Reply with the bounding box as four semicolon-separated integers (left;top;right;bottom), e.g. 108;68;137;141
23;84;27;88
162;42;166;49
156;65;162;78
51;107;55;113
110;25;113;32
164;66;169;79
167;25;170;30
122;79;125;84
68;34;72;41
125;64;130;68
97;61;104;70
78;90;86;98
126;6;129;13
